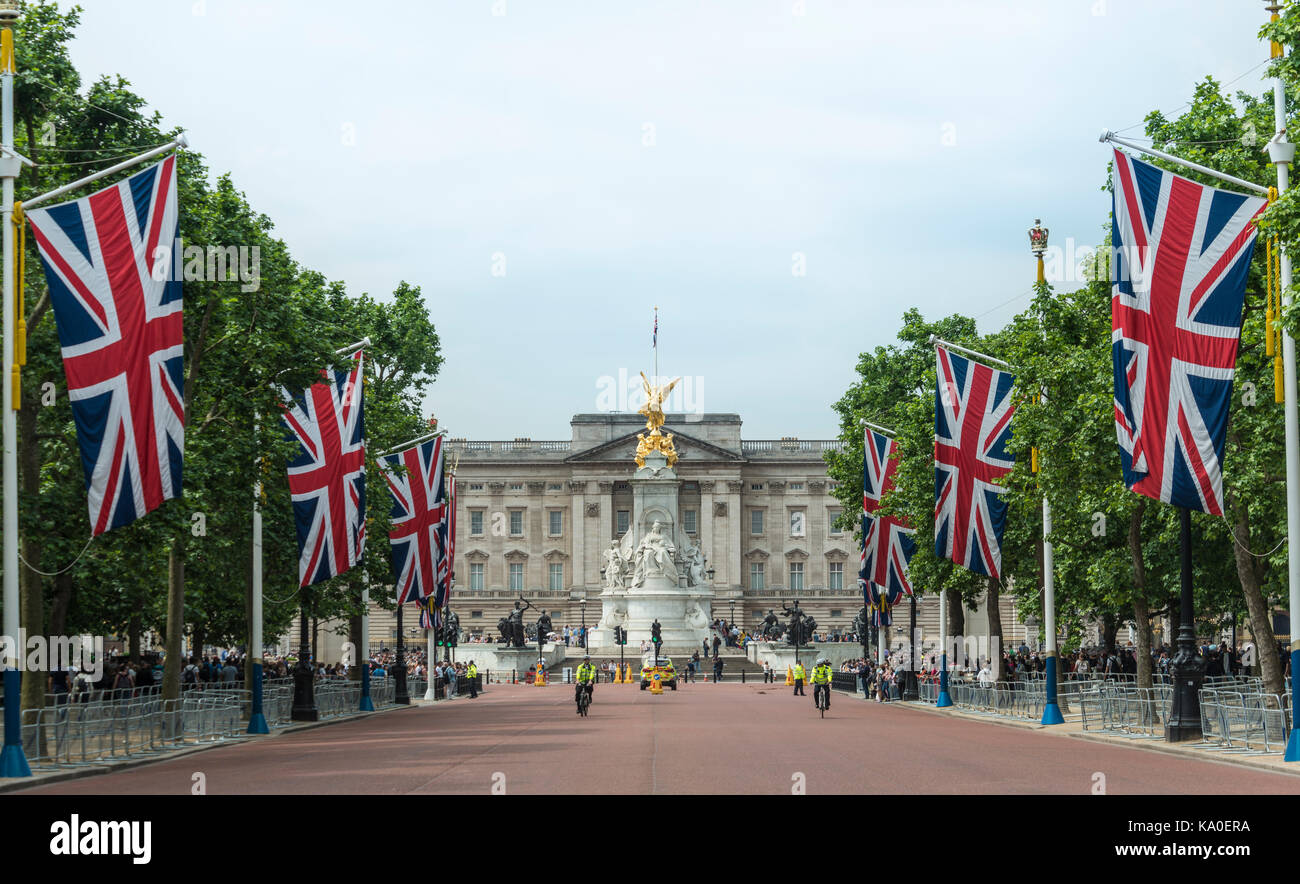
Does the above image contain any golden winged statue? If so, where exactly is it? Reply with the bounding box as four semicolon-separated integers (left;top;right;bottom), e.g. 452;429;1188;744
635;371;680;468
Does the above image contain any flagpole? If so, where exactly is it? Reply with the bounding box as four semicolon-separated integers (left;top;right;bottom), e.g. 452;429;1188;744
928;335;1010;368
1265;1;1300;762
1029;220;1064;727
21;137;189;211
0;1;28;778
1099;131;1271;196
247;415;269;734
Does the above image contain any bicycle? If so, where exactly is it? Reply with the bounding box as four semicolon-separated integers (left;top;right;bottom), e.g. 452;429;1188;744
814;684;829;718
576;684;592;717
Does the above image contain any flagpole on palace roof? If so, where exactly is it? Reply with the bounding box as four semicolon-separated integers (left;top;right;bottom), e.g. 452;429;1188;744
1264;0;1300;763
0;0;28;778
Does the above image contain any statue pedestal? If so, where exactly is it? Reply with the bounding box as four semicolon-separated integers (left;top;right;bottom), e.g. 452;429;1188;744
459;644;567;680
591;450;714;652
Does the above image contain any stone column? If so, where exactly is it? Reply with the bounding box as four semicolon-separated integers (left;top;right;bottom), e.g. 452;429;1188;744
727;480;743;590
598;481;614;541
529;481;546;589
700;480;715;578
569;480;586;587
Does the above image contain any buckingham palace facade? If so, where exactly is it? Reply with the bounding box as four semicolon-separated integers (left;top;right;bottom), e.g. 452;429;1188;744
428;411;948;645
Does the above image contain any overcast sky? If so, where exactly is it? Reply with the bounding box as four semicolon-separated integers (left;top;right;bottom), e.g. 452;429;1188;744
67;0;1271;441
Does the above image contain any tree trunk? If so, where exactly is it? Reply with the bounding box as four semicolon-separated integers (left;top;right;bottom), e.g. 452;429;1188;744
946;587;965;643
49;571;73;637
985;577;1004;682
127;611;142;663
1126;501;1153;689
162;541;185;700
1227;493;1284;695
1101;613;1119;655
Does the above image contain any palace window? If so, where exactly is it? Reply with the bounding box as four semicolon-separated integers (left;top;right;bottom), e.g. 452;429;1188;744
789;561;805;591
470;510;484;536
547;483;563;491
469;563;484;591
751;509;764;535
829;561;844;590
617;509;630;535
750;562;765;590
683;509;698;534
509;510;524;536
509;483;523;491
828;509;842;535
549;563;564;591
790;482;804;491
508;563;524;591
549;510;563;536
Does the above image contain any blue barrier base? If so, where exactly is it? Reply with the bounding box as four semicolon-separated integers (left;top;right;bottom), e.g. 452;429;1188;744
936;691;953;707
0;743;30;778
1285;729;1299;762
1041;701;1064;725
2;670;30;777
936;653;952;707
246;713;270;735
359;695;375;712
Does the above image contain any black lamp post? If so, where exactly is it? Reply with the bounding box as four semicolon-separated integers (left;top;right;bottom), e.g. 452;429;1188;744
393;603;410;705
580;595;587;652
290;591;318;721
1165;506;1205;741
903;593;920;700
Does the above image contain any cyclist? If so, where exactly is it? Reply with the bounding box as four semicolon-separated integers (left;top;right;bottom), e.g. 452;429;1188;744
811;657;833;711
575;655;597;713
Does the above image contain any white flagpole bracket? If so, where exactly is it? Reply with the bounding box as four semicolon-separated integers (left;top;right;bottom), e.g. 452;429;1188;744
1100;130;1270;196
859;418;898;438
928;334;1011;368
379;430;443;457
22;135;189;211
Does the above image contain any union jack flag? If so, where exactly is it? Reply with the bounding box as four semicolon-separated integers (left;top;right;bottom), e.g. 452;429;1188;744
1110;148;1265;515
933;346;1016;579
26;157;183;536
860;573;901;628
859;429;915;596
279;352;366;587
418;596;436;630
379;435;447;606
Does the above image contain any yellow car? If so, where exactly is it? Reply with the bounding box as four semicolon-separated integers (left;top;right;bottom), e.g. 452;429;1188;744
640;657;677;690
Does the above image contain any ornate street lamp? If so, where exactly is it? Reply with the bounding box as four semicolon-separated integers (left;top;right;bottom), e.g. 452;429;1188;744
1028;218;1049;283
291;591;318;721
903;592;919;701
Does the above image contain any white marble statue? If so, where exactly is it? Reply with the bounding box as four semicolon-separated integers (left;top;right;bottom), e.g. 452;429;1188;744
602;540;626;590
632;520;676;586
684;600;709;629
684;543;706;587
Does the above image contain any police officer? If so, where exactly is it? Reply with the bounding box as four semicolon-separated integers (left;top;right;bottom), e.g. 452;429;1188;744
466;660;479;699
575;655;596;713
792;660;806;696
811;657;833;710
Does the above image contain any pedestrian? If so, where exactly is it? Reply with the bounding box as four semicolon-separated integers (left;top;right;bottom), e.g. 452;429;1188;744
792;660;805;696
467;660;478;698
713;656;723;682
763;661;773;683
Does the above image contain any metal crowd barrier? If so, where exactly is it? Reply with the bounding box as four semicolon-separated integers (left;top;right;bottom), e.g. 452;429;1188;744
1196;689;1292;754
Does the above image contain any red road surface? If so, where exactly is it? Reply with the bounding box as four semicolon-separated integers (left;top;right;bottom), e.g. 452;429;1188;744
11;683;1300;795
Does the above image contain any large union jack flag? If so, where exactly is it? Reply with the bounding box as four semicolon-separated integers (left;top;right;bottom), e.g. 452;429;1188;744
279;352;366;587
934;346;1016;579
859;429;915;596
379;436;448;606
27;157;183;536
1110;148;1265;515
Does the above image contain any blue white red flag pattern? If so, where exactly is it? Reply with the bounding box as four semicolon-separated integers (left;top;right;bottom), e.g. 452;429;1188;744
379;435;447;606
933;346;1016;579
859;429;915;596
1110;148;1265;515
27;157;183;536
279;352;366;588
